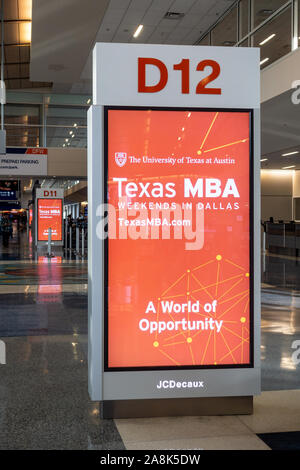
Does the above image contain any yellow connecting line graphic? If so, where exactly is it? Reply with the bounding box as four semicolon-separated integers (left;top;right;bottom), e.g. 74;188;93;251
152;254;250;367
191;110;248;157
152;112;251;366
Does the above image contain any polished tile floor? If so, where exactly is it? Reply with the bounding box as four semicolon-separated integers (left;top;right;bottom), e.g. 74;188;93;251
0;232;299;449
261;253;300;391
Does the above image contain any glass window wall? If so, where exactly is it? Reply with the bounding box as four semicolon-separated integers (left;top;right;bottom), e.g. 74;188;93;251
211;6;238;46
199;0;296;71
252;5;292;69
0;93;91;148
4;104;41;147
239;0;250;39
252;0;289;28
198;33;210;45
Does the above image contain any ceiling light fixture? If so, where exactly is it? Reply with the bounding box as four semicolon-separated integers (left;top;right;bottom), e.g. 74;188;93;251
282;151;299;156
133;25;143;38
259;33;275;46
164;11;185;20
223;41;235;46
260;158;268;162
258;9;274;17
282;165;296;169
260;57;269;66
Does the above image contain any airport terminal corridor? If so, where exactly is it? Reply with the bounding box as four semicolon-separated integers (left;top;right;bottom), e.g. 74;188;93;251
0;224;299;450
1;0;300;456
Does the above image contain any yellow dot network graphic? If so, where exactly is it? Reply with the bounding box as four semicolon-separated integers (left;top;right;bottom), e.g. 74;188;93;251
152;254;250;367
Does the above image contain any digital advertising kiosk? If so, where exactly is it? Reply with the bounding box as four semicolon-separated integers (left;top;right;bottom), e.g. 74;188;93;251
88;43;260;418
35;188;64;250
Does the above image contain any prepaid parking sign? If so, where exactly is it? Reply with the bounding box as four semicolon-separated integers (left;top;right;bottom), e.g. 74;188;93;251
88;43;260;402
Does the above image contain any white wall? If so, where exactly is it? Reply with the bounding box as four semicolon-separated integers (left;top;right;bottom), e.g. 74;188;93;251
261;47;300;103
261;170;294;221
293;170;300;197
48;148;86;177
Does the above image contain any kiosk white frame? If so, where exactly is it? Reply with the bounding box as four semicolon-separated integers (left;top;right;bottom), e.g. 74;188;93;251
88;43;260;418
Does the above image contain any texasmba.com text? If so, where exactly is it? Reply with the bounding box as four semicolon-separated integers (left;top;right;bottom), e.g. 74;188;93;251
96;200;205;250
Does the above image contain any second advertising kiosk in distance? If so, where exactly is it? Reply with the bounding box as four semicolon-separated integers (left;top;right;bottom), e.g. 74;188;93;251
35;188;64;253
88;43;260;418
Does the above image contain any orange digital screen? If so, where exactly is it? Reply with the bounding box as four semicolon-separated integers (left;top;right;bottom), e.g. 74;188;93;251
37;198;62;241
106;108;252;370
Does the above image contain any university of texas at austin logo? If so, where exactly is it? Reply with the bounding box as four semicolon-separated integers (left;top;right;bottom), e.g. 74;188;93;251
115;152;127;167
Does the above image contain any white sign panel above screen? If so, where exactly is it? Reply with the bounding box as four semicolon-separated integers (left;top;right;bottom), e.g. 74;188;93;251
93;43;260;109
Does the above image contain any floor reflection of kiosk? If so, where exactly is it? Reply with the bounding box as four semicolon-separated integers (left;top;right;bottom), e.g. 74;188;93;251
88;43;261;418
28;203;33;229
35;188;64;252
